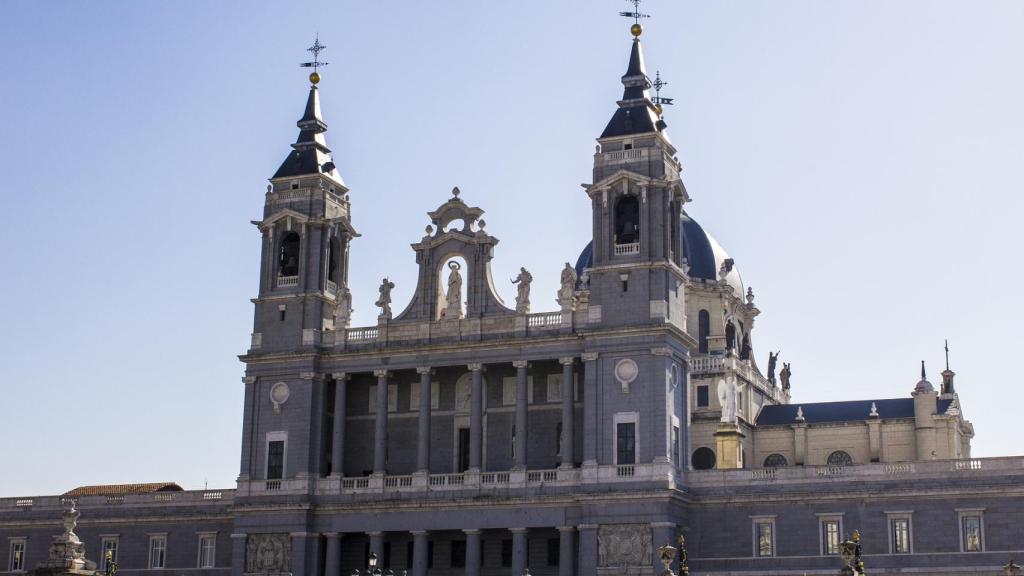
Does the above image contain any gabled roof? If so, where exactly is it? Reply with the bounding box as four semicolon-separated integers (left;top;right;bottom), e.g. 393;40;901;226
756;398;954;426
63;482;183;498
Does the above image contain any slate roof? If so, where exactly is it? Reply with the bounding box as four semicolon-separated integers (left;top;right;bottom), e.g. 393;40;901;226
756;398;955;426
600;38;665;139
63;482;183;498
273;84;342;182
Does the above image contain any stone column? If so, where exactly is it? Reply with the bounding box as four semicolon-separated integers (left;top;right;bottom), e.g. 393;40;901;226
239;378;256;480
651;523;677;572
513;360;529;469
331;375;348;477
230;533;246;576
368;532;384;567
411;531;428;576
510;528;528;576
324;533;341;576
290;532;312;576
578;524;598;576
557;526;575;576
373;370;389;474
559;357;576;468
469;364;484;472
417;367;432;473
582;353;599;466
463;529;482;576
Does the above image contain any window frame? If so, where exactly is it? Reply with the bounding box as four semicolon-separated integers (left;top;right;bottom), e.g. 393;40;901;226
750;516;777;558
197;532;217;568
8;539;26;572
696;384;709;408
957;509;985;553
816;514;843;556
613;412;640;465
886;511;914;554
148;534;168;569
265;431;288;480
100;535;119;571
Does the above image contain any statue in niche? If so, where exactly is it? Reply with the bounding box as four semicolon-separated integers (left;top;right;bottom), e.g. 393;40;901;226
780;362;792;391
717;377;738;424
740;334;752;360
512;267;533;314
375;277;395;320
440;261;464;319
767;351;781;386
558;262;577;310
334;286;353;328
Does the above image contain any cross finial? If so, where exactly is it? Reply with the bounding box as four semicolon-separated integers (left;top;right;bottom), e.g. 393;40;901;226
620;0;651;36
652;70;675;111
300;34;329;84
945;339;950;371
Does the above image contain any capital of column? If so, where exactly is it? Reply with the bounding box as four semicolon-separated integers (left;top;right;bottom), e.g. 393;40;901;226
366;531;383;537
290;532;315;537
230;533;247;540
323;532;342;539
556;526;575;533
410;530;429;537
650;522;676;529
512;360;529;369
462;529;482;535
416;367;432;375
577;524;599;531
331;373;349;382
300;372;322;381
468;363;484;372
581;352;599;362
243;376;257;385
509;527;528;534
559;357;576;366
651;347;672;357
373;369;388;378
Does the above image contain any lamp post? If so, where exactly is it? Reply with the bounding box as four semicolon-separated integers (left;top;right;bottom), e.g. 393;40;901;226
103;550;118;576
1004;559;1023;576
838;530;865;576
350;552;406;576
654;533;690;576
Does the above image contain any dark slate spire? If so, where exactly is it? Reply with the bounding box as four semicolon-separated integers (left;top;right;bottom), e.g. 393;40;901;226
600;32;666;139
273;83;342;181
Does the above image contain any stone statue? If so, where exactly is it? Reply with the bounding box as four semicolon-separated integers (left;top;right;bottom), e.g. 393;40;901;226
512;267;532;314
558;262;577;310
780;362;792;390
767;351;780;386
441;261;464;319
579;270;590;291
375;278;395;320
334;286;353;329
717;378;738;424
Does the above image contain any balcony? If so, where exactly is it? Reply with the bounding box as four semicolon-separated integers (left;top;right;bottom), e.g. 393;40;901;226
277;275;299;288
614;242;640;256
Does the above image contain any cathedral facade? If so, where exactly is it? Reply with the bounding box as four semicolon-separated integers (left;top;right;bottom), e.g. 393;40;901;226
2;19;1021;576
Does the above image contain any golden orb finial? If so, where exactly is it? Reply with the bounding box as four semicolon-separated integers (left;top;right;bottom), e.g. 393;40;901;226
655;103;664;116
309;71;321;85
631;23;643;37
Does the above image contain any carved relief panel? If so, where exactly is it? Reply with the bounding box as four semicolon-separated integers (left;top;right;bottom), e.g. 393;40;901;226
245;533;291;575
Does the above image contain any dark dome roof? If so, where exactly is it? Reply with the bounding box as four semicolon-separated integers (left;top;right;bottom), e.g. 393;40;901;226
574;213;744;295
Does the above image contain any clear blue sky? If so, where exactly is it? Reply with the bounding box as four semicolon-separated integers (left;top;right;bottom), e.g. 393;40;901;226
1;0;1021;496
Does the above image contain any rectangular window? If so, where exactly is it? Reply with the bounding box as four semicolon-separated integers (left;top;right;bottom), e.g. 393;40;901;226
751;518;775;557
267;440;285;480
697;385;709;407
671;425;680;464
961;513;984;552
383;542;391;569
149;535;167;569
450;540;466;568
502;377;516;406
821;520;841;555
428;541;434;569
100;537;118;570
546;538;560;567
9;540;25;572
198;534;216;568
890;518;912;554
616;422;636;465
501;539;512;567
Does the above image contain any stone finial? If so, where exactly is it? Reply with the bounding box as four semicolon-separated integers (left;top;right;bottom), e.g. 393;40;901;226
746;286;755;305
869;402;879;418
451;186;460;198
795;406;805;422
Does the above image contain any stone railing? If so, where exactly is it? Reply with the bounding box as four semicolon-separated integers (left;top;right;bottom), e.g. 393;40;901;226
689;356;788;404
346;326;379;342
614;242;640;256
0;490;234;511
527;312;563;328
277;275;299;287
684;456;1024;487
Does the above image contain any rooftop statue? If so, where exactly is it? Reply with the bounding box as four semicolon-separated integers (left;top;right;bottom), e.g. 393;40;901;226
558;262;577;310
334;286;352;329
767;351;781;386
376;278;395;320
780;362;792;390
512;268;533;314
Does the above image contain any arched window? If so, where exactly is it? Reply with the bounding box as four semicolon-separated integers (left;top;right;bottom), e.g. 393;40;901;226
763;453;788;468
827;450;853;467
698;310;710;354
691;447;716;470
278;232;300;277
725;321;737;351
614;195;640;245
326;237;340;284
669;201;680;264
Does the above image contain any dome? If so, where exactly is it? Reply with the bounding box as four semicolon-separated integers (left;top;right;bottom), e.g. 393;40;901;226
574;212;745;296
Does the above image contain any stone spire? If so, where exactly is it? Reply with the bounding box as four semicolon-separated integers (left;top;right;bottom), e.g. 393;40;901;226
600;28;667;139
272;82;343;185
941;339;956;395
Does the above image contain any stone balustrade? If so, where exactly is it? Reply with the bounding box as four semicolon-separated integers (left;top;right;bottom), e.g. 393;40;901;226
0;489;234;511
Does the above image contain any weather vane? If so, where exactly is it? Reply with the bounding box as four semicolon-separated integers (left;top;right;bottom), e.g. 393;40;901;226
300;34;329;85
652;70;674;112
620;0;651;24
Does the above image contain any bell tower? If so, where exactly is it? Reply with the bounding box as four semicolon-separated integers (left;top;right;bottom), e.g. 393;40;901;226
583;20;689;328
249;43;358;354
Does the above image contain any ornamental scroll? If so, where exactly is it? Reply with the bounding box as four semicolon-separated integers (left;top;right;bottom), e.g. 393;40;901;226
245;533;291;575
598;523;652;569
